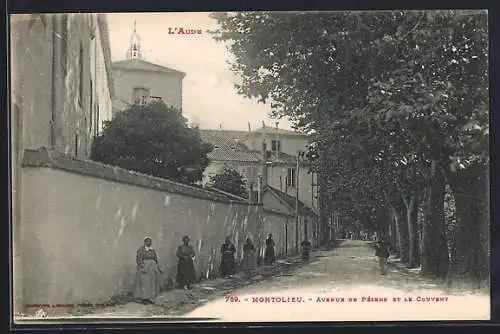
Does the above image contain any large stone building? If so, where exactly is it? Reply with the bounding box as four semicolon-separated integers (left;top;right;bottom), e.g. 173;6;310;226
199;124;320;244
111;24;186;113
200;124;317;209
10;13;115;314
11;13;115;159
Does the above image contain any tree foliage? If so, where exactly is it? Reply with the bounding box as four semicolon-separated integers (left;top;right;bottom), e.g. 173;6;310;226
211;10;489;286
208;166;248;199
90;101;213;185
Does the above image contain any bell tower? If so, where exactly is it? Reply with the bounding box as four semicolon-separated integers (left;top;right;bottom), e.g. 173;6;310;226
126;21;142;60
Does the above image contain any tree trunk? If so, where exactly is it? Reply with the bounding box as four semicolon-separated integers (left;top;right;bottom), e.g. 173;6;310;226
380;205;391;241
421;160;449;279
392;203;409;263
404;194;420;268
445;161;489;290
390;205;401;258
388;212;399;256
318;172;330;245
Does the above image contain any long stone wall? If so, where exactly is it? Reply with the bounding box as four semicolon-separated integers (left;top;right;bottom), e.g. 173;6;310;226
16;148;294;308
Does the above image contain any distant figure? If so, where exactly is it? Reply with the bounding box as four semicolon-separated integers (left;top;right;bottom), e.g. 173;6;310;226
241;238;258;277
301;239;312;261
135;236;162;304
176;235;196;289
220;237;236;278
374;239;391;275
264;234;276;265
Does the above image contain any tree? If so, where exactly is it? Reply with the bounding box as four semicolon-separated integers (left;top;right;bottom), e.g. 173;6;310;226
90;101;213;185
362;10;488;284
210;10;488;287
208;166;248;199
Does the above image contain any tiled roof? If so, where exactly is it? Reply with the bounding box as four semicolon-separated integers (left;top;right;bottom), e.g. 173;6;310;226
199;129;250;151
199;129;259;162
253;126;309;137
112;59;186;77
264;185;317;217
199;129;302;164
207;149;261;163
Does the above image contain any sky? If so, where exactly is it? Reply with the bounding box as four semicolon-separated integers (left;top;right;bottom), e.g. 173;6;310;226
106;12;293;131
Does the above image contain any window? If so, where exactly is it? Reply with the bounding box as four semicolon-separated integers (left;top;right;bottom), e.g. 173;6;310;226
84;118;88;155
79;43;84;106
93;103;100;136
75;134;79;157
133;87;150;105
89;79;93;134
271;140;281;152
287;168;296;187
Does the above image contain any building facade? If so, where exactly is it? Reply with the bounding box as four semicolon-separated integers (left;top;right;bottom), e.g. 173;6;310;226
261;185;318;247
111;24;186;113
10;13;114;315
11;13;115;159
199;125;318;213
90;15;114;135
199;126;319;246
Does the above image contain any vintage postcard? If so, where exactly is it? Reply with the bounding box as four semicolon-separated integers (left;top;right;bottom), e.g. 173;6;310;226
10;11;490;324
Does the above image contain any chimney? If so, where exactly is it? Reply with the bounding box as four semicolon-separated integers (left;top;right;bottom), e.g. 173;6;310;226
248;122;255;151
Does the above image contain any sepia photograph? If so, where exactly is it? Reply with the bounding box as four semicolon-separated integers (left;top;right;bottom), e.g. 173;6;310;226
10;10;490;323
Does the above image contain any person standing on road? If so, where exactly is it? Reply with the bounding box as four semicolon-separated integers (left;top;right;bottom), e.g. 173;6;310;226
134;236;162;304
241;237;258;277
264;234;276;265
374;239;391;275
176;235;196;289
301;239;312;261
220;237;236;278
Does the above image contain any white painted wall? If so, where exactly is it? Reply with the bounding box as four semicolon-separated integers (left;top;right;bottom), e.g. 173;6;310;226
243;135;311;156
112;68;183;111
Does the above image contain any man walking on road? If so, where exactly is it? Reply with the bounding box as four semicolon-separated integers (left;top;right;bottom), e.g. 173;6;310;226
374;239;391;275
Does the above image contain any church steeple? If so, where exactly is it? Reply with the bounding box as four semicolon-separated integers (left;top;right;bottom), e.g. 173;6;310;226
126;21;142;60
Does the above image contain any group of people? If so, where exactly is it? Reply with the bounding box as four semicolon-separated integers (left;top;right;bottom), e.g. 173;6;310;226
219;234;277;278
134;233;391;305
133;234;278;304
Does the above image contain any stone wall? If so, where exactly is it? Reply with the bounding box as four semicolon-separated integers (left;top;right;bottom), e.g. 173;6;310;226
16;148;293;309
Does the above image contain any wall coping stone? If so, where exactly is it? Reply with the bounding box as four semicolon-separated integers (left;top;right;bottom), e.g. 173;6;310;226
21;147;262;205
262;208;295;219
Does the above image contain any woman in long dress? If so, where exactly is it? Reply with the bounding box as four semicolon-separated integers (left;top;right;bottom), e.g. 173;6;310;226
134;236;162;304
241;238;257;277
264;234;276;265
220;237;236;278
176;235;196;289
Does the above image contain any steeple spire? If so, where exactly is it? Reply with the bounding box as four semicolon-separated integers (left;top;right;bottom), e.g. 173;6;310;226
126;21;142;60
